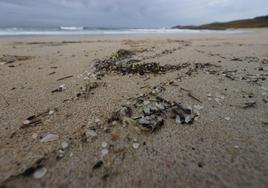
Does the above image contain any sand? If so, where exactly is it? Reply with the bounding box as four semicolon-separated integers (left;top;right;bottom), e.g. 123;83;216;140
0;29;268;188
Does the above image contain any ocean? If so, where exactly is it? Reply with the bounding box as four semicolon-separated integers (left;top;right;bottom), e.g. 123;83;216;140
0;26;243;36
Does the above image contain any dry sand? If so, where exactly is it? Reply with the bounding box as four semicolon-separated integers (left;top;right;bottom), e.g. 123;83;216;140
0;29;268;188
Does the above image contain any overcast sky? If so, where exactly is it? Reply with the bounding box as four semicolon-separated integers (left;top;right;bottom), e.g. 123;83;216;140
0;0;267;27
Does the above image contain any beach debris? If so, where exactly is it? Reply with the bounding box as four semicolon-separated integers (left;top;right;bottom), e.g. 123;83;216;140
108;106;132;123
52;84;66;93
33;167;47;179
92;49;190;78
57;75;73;81
151;85;166;95
93;160;103;170
194;63;222;75
261;59;268;64
40;133;59;143
180;87;202;103
21;109;57;128
109;94;199;133
222;68;267;84
231;57;243;62
79;82;99;99
49;71;56;75
23;116;41;126
172;105;195;124
243;101;256;109
119;106;132;118
223;70;238;80
0;54;33;64
111;49;135;60
137;115;164;131
262;121;268;126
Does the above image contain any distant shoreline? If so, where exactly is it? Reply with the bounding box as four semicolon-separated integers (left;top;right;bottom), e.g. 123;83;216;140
173;15;268;30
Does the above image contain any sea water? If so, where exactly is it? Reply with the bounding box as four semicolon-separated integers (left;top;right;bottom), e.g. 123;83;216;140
0;26;243;36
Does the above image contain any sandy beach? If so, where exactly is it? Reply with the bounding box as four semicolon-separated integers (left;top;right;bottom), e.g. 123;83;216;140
0;29;268;188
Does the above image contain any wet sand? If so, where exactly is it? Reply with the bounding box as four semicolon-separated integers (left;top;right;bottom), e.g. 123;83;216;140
0;29;268;188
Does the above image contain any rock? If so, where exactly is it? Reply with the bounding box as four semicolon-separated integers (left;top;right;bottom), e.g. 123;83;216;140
61;142;69;149
33;167;47;179
32;133;38;139
57;149;65;159
85;129;97;137
48;110;55;115
23;120;32;125
176;115;182;124
40;134;59;143
185;115;193;124
95;118;101;124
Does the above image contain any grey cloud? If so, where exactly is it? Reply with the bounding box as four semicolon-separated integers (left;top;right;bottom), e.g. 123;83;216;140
0;0;267;27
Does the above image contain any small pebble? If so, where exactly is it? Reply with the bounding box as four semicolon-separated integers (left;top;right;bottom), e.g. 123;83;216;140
61;142;69;149
48;110;54;115
101;149;109;157
261;86;268;91
59;84;66;90
133;143;140;149
224;117;231;121
57;150;65;159
85;129;97;137
101;142;108;148
23;120;31;125
40;134;59;143
95;118;101;123
33;167;47;179
143;100;150;105
112;121;117;126
32;133;38;139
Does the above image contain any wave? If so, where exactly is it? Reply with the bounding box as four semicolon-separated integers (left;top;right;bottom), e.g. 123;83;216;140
60;27;84;31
